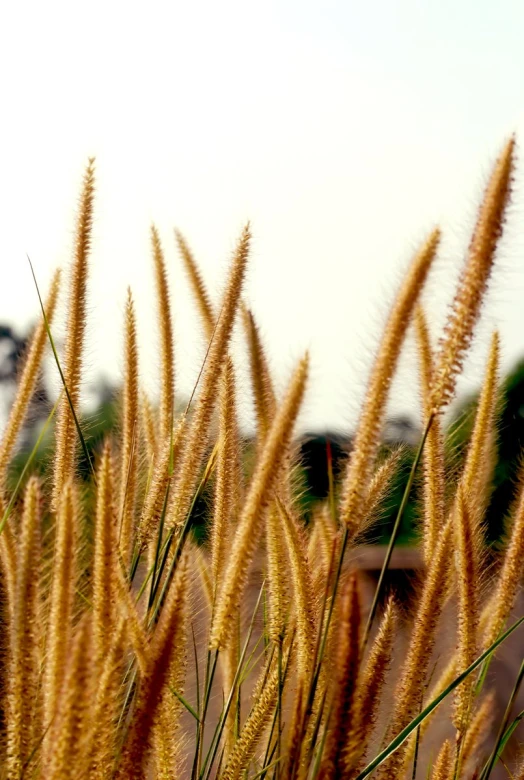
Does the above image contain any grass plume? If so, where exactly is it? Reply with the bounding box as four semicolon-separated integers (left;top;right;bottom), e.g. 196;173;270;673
52;159;95;509
339;228;440;539
151;224;176;444
430;137;515;412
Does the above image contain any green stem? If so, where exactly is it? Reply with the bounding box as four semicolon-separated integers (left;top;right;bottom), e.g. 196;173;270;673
480;656;524;779
27;255;95;480
201;583;266;780
362;413;434;649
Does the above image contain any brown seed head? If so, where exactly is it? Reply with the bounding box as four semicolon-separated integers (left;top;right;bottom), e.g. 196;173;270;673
430;137;515;411
339;228;440;537
52;159;95;509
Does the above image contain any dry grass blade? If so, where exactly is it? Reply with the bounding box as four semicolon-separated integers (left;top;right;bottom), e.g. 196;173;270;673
135;417;186;555
142;390;158;464
359;446;405;536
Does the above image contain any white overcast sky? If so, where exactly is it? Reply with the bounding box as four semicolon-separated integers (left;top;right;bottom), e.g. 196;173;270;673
1;0;524;433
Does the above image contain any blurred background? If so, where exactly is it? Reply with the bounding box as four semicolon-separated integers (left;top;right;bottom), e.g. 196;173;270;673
2;0;524;544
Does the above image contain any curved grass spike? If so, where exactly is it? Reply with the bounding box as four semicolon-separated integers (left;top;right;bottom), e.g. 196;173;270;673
0;393;60;544
43;617;92;779
0;268;61;490
145;440;218;627
175;228;215;338
209;353;309;651
153;567;189;780
27;257;95;486
430;137;515;412
339;228;440;540
78;618;128;778
134;416;186;557
6;476;42;778
276;496;316;682
93;440;118;669
359;446;405;535
453;486;480;737
343;598;397;775
319;573;361;780
482;455;524;651
0;392;61;634
42;480;81;758
51;158;96;510
266;504;288;648
414;307;446;563
430;740;452;780
119;288;140;566
165;224;250;540
151;225;175;443
142;390;158;464
115;555;188;779
448;336;500;736
461;331;500;508
242;305;276;444
243;304;298;665
460;692;495;771
210;358;241;596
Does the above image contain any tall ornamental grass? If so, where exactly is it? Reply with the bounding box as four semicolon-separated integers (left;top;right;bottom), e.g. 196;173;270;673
1;139;523;779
